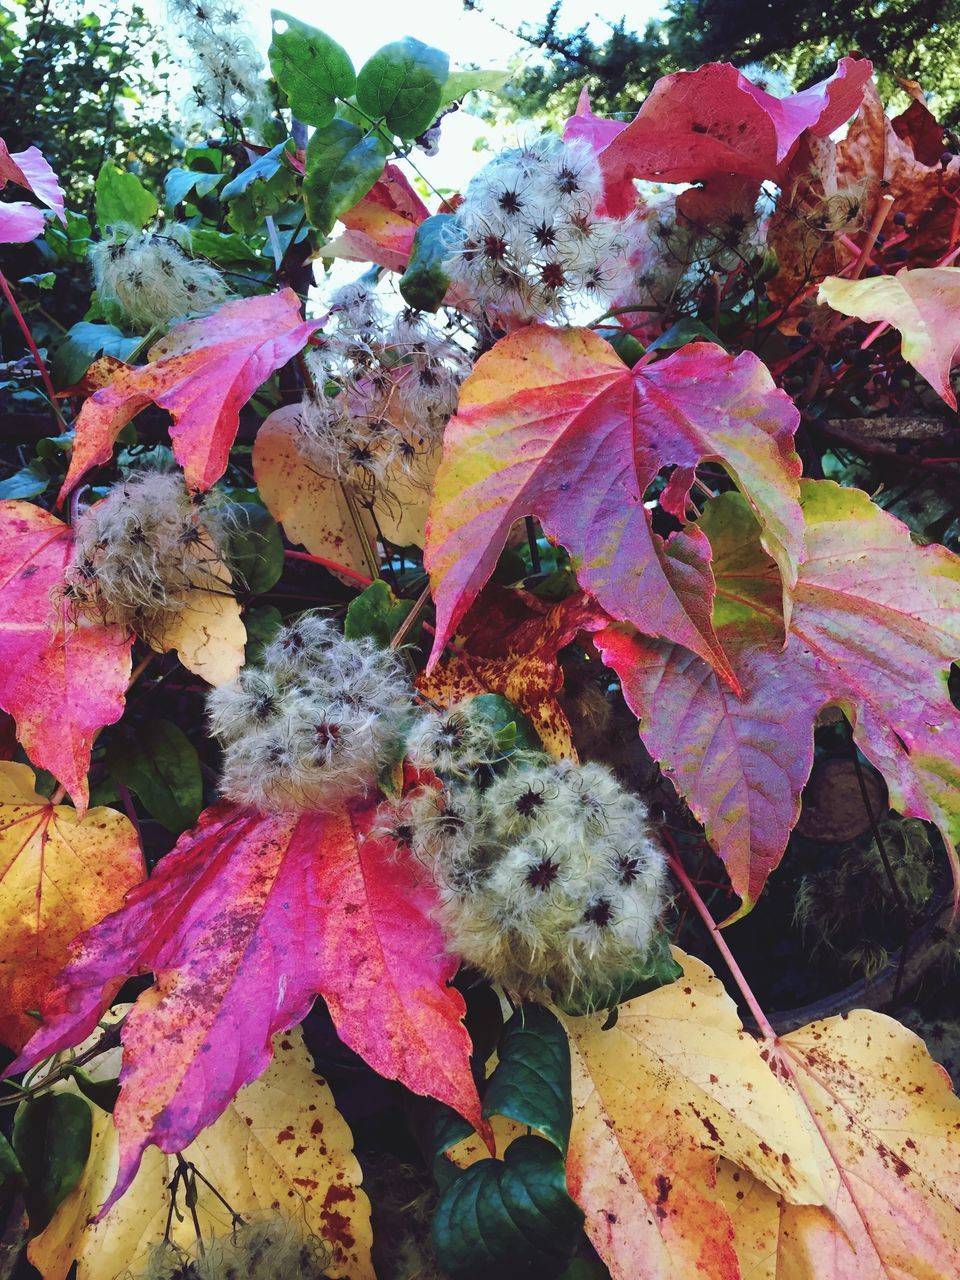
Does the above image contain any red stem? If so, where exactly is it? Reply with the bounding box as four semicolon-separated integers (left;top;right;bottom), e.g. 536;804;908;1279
0;266;68;430
668;852;778;1041
283;549;373;587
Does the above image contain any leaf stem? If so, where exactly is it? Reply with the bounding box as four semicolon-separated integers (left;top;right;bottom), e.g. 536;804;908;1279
390;583;432;650
283;549;372;587
668;851;778;1041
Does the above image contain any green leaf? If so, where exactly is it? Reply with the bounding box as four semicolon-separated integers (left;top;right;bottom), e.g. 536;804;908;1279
0;1130;25;1202
51;322;141;388
0;460;48;500
552;926;683;1017
269;11;355;128
399;213;454;311
243;604;283;665
67;1068;120;1114
187;229;266;268
468;693;542;759
406;1094;475;1188
221;143;291;200
303;119;390;235
356;38;449;139
222;501;284;595
164;166;224;208
13;1092;93;1235
439;68;509;109
432;1135;584;1280
484;1005;572;1155
595;325;645;368
646;317;726;353
106;720;203;835
95;162;158;231
344;579;416;649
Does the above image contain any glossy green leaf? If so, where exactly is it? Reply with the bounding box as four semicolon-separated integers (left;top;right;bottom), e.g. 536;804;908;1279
646;316;726;353
483;1005;572;1155
303;119;390;235
406;1093;475;1188
399;212;454;311
243;604;283;665
186;229;265;268
433;1135;584;1280
269;12;355;128
0;1130;25;1202
13;1092;92;1234
0;460;48;500
552;926;682;1017
222;143;300;236
222;501;284;595
106;719;203;835
68;1067;120;1114
356;38;449;139
163;166;224;209
95;162;157;232
344;580;416;649
51;321;141;388
468;693;542;759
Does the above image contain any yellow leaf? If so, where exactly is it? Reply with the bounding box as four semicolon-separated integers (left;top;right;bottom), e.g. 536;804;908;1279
29;1024;374;1280
0;775;143;1050
561;949;825;1280
253;404;378;582
375;446;440;549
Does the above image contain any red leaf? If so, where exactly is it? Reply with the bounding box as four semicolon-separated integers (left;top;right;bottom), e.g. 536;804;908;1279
322;164;430;273
0;139;65;221
597;59;871;217
0;503;132;811
563;89;634;218
593;481;960;911
425;326;803;689
59;290;320;501
8;797;485;1212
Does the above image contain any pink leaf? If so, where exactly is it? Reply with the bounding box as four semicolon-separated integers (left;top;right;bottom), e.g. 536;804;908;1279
60;290;320;501
0;139;65;222
322;163;430;273
0;503;132;812
563;88;635;218
8;798;486;1213
0;202;46;243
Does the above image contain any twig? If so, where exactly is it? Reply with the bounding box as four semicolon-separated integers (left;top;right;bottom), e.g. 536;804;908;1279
390;584;432;650
0;266;69;432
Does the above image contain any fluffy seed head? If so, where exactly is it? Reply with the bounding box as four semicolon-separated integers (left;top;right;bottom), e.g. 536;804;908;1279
90;226;229;333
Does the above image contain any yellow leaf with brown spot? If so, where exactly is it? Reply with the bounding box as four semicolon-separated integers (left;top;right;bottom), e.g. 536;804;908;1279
561;950;825;1280
375;446;440;549
0;770;143;1050
29;1024;374;1280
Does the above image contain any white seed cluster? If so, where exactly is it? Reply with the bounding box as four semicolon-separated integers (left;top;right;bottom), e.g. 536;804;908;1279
90;226;229;333
443;134;637;327
380;699;668;1007
64;471;232;635
134;1216;330;1280
297;282;469;488
208;614;412;813
168;0;267;131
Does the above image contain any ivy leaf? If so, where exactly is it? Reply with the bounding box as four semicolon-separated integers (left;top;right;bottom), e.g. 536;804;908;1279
433;1135;584;1280
345;580;415;649
268;11;356;128
424;326;803;689
594;480;960;911
0;504;132;810
562;950;825;1279
7;798;486;1214
819;267;960;409
0;762;143;1050
483;1005;573;1155
94;162;157;232
29;1025;375;1279
60;290;320;500
322;163;429;273
104;720;203;835
303;119;390;236
399;213;455;311
14;1093;93;1235
356;38;449;140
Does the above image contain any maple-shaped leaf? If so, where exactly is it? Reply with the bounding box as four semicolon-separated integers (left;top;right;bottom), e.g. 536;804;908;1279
418;587;599;758
0;139;65;242
0;502;132;811
593;480;960;910
819;267;960;409
424;325;803;687
596;58;871;215
0;763;143;1051
322;162;429;273
715;1012;960;1278
59;290;320;501
30;1024;374;1280
8;798;485;1212
561;949;824;1280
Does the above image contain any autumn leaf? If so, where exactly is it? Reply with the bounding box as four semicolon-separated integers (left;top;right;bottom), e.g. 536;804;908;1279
424;325;803;687
0;139;65;242
8;798;485;1212
561;950;824;1280
593;480;960;910
597;58;871;217
418;587;599;758
0;502;132;810
60;290;320;501
562;88;634;218
30;1024;374;1280
142;544;246;685
0;763;143;1050
321;163;429;272
819;267;960;408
